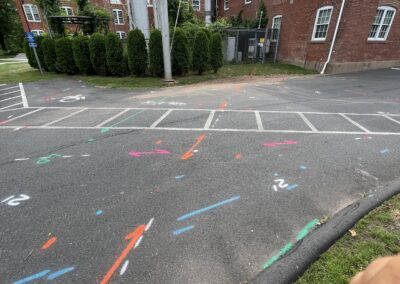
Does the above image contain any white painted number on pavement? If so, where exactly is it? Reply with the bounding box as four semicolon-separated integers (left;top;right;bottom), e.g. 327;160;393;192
59;94;86;103
1;194;30;206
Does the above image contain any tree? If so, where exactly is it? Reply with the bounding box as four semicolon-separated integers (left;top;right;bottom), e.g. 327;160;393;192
192;30;209;75
42;37;57;72
250;1;268;28
35;0;64;35
149;29;164;77
127;29;148;76
209;33;223;73
171;28;189;76
0;0;24;53
105;32;127;76
168;0;194;27
55;37;77;74
89;33;107;75
72;35;91;74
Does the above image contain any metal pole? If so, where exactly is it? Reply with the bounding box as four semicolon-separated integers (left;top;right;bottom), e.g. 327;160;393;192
274;29;280;63
32;47;43;74
171;0;182;50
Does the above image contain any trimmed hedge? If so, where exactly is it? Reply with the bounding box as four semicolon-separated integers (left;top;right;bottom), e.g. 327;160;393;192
72;35;92;74
89;33;107;75
149;29;164;77
35;36;46;70
55;37;77;74
105;32;127;76
127;29;148;76
42;37;57;72
192;30;210;75
25;39;37;69
210;33;223;73
171;28;189;76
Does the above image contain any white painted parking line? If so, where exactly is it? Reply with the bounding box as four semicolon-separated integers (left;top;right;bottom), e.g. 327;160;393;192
382;115;400;125
41;108;88;127
255;111;264;131
0;90;20;97
1;108;44;124
0;95;20;103
0;103;23;110
0;84;5;87
391;67;400;71
339;114;370;133
0;86;19;92
19;83;28;108
150;109;173;128
95;108;130;128
298;112;318;132
204;110;215;129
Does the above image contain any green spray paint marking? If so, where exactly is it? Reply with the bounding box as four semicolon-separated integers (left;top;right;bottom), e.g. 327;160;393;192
99;109;147;134
36;154;62;165
296;219;319;241
100;128;110;133
263;242;294;269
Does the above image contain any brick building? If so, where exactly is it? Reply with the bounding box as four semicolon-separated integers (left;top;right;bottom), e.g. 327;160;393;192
267;0;400;73
217;0;263;21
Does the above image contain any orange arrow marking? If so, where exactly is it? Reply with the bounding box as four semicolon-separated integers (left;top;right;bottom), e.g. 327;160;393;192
100;224;146;284
181;134;205;160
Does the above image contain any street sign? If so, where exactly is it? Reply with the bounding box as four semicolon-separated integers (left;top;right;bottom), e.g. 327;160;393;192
28;42;37;48
25;32;35;43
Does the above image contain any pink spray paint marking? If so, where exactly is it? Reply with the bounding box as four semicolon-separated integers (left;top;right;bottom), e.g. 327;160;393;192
129;149;170;157
263;140;298;148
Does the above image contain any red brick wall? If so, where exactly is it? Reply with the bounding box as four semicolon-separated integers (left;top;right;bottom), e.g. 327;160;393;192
217;0;263;21
15;0;47;33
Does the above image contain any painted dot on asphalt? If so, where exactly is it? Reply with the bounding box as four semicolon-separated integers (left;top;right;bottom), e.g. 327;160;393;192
380;149;389;154
193;150;199;153
96;210;103;216
300;166;307;170
273;173;279;176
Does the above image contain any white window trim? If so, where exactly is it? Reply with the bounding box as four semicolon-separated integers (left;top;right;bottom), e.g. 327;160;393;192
192;0;200;12
31;30;44;36
113;9;124;25
147;0;153;7
224;0;229;11
110;0;122;4
116;31;126;39
311;5;333;42
271;15;282;42
245;0;252;4
61;6;74;16
368;6;396;41
23;4;41;22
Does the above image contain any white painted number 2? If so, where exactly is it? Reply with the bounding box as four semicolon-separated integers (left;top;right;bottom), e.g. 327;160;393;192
59;94;85;103
1;194;30;206
273;179;288;192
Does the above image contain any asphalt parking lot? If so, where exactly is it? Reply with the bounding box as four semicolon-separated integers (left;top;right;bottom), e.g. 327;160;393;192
1;68;400;283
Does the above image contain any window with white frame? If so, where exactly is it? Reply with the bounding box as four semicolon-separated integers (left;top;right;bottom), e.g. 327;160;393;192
312;6;333;41
61;6;74;16
116;31;126;39
23;4;40;22
32;30;44;36
224;0;229;10
113;9;124;25
147;0;153;7
245;0;252;4
368;6;396;41
271;15;282;41
110;0;122;4
192;0;200;11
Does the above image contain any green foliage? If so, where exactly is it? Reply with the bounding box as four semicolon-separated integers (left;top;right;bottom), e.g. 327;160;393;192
105;33;127;76
25;39;37;69
79;5;110;35
192;30;209;75
42;37;57;72
230;10;243;27
207;18;231;34
149;29;164;77
89;33;107;75
249;1;268;28
0;0;24;53
55;37;77;74
72;35;91;74
35;0;64;35
168;0;195;27
127;29;148;76
35;36;46;70
171;28;189;76
209;33;223;73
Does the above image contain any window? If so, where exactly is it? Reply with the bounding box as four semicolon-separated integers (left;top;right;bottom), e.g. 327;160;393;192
147;0;153;7
61;6;74;16
368;6;396;41
312;6;333;41
32;30;44;36
192;0;200;12
224;0;229;10
271;15;282;41
23;4;40;22
245;0;252;4
110;0;122;4
113;9;124;25
116;31;126;39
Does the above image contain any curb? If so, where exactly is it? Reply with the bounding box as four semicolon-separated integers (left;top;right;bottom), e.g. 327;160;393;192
253;180;400;284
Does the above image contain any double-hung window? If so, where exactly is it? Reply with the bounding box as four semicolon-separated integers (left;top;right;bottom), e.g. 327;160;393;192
245;0;252;4
32;30;44;36
23;4;40;22
192;0;200;12
312;6;333;41
116;31;126;39
61;6;74;16
110;0;121;4
271;15;282;41
113;9;124;25
368;6;396;41
224;0;229;11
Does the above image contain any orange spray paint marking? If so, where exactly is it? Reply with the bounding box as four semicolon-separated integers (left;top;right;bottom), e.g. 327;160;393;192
155;139;162;145
219;101;228;111
41;236;57;250
181;134;205;161
235;153;242;160
100;224;146;284
235;85;241;92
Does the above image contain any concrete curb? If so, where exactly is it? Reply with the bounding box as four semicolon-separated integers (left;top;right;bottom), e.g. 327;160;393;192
253;180;400;284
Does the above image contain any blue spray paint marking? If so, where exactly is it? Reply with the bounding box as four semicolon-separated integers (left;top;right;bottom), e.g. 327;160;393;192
286;184;299;191
177;196;241;221
380;149;389;154
273;173;279;176
12;270;50;284
299;166;307;170
175;175;185;180
96;210;103;215
173;225;194;235
47;267;75;280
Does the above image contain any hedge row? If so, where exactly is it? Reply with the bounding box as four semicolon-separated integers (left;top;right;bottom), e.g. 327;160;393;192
26;29;223;77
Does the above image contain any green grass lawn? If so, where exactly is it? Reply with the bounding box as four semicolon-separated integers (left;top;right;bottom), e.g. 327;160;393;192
0;62;315;88
296;193;400;284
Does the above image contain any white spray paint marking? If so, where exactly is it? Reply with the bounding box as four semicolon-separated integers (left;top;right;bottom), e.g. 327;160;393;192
119;260;129;276
59;94;85;103
355;168;379;181
134;236;143;249
141;100;187;106
145;218;154;231
274;179;288;189
15;158;29;161
2;194;30;206
62;155;73;158
81;154;91;157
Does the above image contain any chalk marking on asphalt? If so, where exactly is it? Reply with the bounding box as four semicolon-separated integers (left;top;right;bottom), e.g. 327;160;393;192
263;242;294;269
173;225;194;235
298;112;318;132
295;219;319;241
181;134;205;160
339;114;370;133
355;168;378;181
380;149;389;154
382;114;400;125
81;154;90;157
145;218;154;231
62;155;72;158
47;267;75;280
134;235;143;249
204;110;215;129
15;158;30;161
0;108;44;124
150;109;173;128
0;90;19;97
0;95;20;103
19;83;28;108
41;108;88;127
95;108;130;128
41;236;57;250
255;111;264;131
12;270;51;284
177;196;241;221
286;184;299;191
119;260;129;276
175;175;185;180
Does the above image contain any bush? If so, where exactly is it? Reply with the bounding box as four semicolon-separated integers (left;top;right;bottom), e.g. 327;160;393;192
42;37;57;72
127;29;148;76
192;30;210;75
105;33;127;76
209;33;223;73
35;36;46;70
149;29;164;77
24;39;37;69
55;37;77;74
171;28;189;76
89;33;107;75
72;35;91;74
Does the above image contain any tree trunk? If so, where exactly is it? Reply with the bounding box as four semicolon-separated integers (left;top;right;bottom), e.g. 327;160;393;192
0;31;7;51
